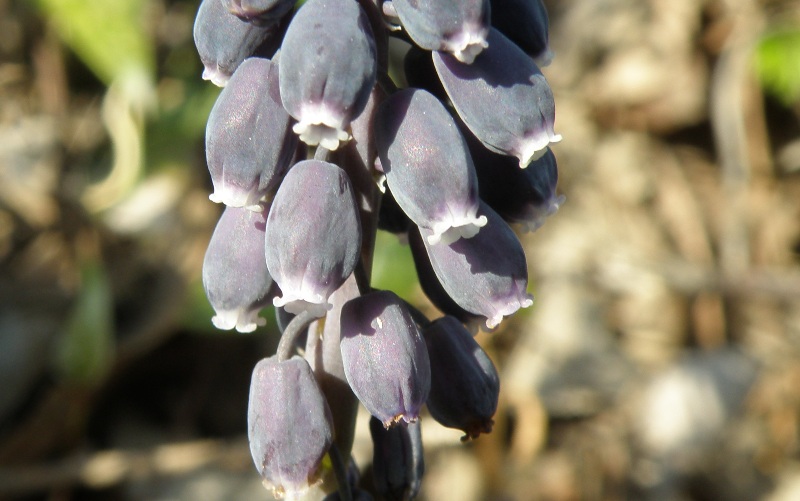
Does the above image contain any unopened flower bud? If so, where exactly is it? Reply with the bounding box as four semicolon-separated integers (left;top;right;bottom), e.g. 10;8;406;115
370;417;424;501
490;0;552;65
434;27;561;167
279;0;377;150
375;88;486;246
248;356;334;498
469;133;564;232
392;0;490;63
206;57;297;209
417;202;533;329
340;290;430;426
265;160;362;317
202;206;273;333
423;316;499;439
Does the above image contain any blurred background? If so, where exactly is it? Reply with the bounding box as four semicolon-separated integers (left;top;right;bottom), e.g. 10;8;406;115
2;0;800;499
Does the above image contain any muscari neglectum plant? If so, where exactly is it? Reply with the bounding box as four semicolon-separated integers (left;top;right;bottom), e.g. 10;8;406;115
195;0;562;498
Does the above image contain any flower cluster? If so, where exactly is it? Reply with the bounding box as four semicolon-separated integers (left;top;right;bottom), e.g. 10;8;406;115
194;0;561;498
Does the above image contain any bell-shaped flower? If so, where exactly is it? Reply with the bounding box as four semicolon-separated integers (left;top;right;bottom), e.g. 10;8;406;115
375;88;486;246
408;226;482;328
391;0;490;64
490;0;552;65
222;0;295;25
433;27;562;167
193;0;285;86
202;205;273;333
369;417;424;501
340;290;431;426
423;316;500;439
279;0;377;150
265;160;362;317
206;57;297;209
248;356;334;498
469;132;564;232
418;202;533;329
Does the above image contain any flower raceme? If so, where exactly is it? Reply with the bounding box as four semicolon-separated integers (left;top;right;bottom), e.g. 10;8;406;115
194;0;562;496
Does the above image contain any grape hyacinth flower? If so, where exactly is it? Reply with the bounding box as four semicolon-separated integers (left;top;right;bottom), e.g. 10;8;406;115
205;57;297;209
469;131;565;232
490;0;553;66
418;202;534;329
193;0;285;86
279;0;377;150
265;160;362;317
340;290;431;426
408;226;483;329
202;205;273;333
423;316;500;439
390;0;490;63
248;356;334;498
375;88;486;245
370;417;424;501
434;27;562;167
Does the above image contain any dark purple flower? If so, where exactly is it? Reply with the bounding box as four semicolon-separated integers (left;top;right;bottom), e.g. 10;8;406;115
340;290;431;426
434;27;561;167
248;356;334;497
202;205;273;332
423;316;499;439
279;0;377;150
490;0;552;65
375;88;486;245
370;417;424;501
418;202;533;329
206;57;297;208
265;160;362;317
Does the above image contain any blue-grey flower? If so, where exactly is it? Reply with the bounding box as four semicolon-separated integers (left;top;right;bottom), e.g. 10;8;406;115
391;0;490;63
265;160;361;317
423;316;499;439
375;88;486;245
418;202;533;329
434;27;561;167
279;0;377;150
202;205;273;333
193;0;284;86
248;356;334;497
340;290;431;426
206;57;297;209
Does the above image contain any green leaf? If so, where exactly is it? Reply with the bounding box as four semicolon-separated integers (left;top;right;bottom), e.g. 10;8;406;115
371;231;419;302
755;27;800;105
34;0;155;86
55;260;115;385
